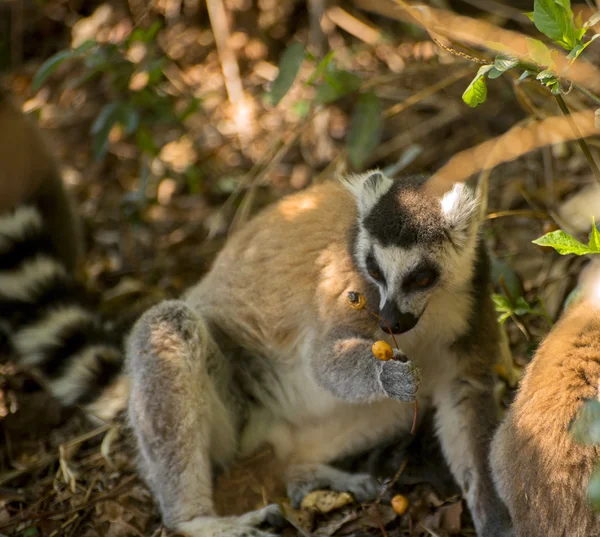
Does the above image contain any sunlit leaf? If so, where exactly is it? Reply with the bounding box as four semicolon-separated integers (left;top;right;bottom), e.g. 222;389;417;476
525;37;553;66
533;0;576;50
567;34;600;60
492;294;512;312
494;52;519;72
536;68;557;82
346;91;382;171
462;64;494;108
497;312;512;324
268;42;306;106
532;230;596;255
589;217;600;251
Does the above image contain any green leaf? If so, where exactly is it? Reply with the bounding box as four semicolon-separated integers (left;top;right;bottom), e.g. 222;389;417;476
589;465;600;511
497;312;512;324
524;11;535;22
571;400;600;445
536;68;557;82
179;97;201;122
119;104;140;136
492;293;512;312
268;42;306;106
487;67;504;79
514;296;532;316
32;50;75;91
490;254;524;298
306;50;335;85
494;52;519;72
346;91;382;171
525;37;553;66
532;230;596;255
136;126;159;156
518;70;533;82
91;102;121;160
567;34;600;60
588;217;600;251
316;70;362;104
533;0;576;49
462;64;494;108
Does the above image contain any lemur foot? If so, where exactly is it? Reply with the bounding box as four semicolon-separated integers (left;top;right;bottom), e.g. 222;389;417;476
288;472;381;509
178;505;284;537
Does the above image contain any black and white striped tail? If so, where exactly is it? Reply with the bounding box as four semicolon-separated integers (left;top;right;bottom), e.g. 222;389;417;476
0;206;128;421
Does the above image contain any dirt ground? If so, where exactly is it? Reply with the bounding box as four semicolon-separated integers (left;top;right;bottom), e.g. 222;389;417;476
1;0;599;535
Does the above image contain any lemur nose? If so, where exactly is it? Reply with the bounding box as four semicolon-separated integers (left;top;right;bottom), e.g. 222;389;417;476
379;302;419;334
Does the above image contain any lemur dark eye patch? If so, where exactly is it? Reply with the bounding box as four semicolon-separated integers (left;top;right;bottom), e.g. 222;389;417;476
403;262;439;292
366;252;385;283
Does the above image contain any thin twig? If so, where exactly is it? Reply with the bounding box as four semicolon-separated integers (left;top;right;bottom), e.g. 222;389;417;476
554;93;600;186
375;458;408;505
486;210;551;221
430;35;488;64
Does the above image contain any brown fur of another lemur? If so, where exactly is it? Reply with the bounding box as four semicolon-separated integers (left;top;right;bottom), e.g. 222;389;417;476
491;261;600;537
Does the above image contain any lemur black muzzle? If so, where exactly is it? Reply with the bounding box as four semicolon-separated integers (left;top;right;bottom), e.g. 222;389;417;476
379;301;419;335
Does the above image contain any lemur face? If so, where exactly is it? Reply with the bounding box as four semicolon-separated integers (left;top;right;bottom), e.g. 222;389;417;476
344;171;478;335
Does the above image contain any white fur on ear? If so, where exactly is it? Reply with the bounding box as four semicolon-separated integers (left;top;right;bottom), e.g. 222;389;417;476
340;170;394;216
441;182;479;237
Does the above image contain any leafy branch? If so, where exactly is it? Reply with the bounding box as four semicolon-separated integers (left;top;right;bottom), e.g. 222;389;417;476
461;0;600;185
266;43;381;170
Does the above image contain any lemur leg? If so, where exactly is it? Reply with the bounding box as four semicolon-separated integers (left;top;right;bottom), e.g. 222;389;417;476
434;372;513;537
127;300;282;537
286;464;381;508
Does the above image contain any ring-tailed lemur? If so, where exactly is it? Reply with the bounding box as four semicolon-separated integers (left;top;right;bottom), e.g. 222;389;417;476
0;90;128;421
126;171;513;537
491;259;600;537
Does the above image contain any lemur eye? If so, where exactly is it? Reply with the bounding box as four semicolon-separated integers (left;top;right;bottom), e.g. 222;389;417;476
416;275;431;287
413;271;436;289
369;268;381;280
366;254;384;282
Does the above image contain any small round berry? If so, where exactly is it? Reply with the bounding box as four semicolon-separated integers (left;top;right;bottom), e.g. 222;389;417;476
391;494;409;515
372;340;393;361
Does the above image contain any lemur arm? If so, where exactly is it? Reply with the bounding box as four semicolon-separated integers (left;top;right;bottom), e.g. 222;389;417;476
309;329;420;403
433;366;512;537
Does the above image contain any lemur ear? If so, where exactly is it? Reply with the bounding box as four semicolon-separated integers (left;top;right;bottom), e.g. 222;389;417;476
341;170;394;216
441;183;478;244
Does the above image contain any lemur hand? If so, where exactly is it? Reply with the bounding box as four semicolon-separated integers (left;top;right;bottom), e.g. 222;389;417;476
378;355;420;402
